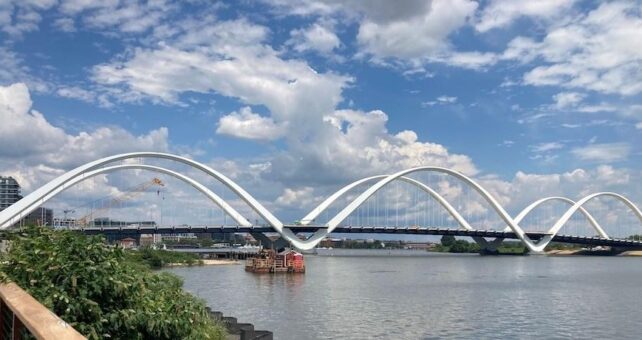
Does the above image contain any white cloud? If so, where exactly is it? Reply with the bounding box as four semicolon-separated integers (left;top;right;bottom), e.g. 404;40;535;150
93;18;352;131
476;0;577;32
56;86;95;102
267;109;479;186
571;143;631;163
0;47;48;92
439;51;497;70
58;0;176;34
636;122;642;129
268;0;495;70
0;83;67;157
52;17;75;32
287;22;340;54
275;187;319;208
503;2;642;96
553;92;584;109
0;0;56;37
531;142;564;153
437;96;457;104
422;95;457;107
217;107;287;141
356;0;482;66
0;83;169;189
92;15;481;192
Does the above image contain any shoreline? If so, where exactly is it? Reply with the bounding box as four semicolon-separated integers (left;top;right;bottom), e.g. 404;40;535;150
165;259;241;267
547;249;642;256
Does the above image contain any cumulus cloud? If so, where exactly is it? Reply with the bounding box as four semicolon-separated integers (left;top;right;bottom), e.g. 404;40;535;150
503;2;642;96
553;92;585;109
266;109;478;187
0;83;169;189
266;0;496;70
216;107;287;141
275;187;319;208
356;0;485;67
92;18;352;129
287;22;341;54
476;0;577;32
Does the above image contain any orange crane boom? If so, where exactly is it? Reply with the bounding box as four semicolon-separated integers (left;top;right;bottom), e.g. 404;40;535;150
77;178;165;226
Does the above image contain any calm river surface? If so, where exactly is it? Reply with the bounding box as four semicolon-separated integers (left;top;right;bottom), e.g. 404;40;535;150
168;250;642;339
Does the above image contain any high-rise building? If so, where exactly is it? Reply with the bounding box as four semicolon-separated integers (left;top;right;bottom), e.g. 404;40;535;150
0;176;22;211
0;176;53;226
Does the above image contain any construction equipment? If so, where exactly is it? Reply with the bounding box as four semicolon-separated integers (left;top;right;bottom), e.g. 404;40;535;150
76;178;164;227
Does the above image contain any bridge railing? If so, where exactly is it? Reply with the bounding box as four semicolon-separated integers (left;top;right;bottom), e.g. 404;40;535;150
0;283;86;340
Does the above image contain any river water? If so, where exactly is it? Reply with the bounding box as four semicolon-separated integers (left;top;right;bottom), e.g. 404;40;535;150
168;250;642;339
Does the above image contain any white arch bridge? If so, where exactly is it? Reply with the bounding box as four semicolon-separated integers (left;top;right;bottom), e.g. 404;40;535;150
1;152;641;254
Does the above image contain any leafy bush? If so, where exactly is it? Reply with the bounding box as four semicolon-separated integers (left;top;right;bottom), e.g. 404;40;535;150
128;247;201;269
0;227;225;340
440;235;456;247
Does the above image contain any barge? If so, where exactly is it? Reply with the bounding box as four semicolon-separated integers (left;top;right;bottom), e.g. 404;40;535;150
245;249;305;273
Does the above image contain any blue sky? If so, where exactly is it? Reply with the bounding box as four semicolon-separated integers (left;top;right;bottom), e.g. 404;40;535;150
0;0;641;226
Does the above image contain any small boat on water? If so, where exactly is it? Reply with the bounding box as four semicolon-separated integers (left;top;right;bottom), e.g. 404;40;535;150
245;249;305;274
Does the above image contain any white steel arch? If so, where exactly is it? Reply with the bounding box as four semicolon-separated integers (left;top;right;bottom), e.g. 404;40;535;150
6;164;252;228
0;152;279;229
324;166;543;250
302;175;475;230
550;192;642;237
506;196;609;239
0;152;640;252
302;176;609;250
320;167;641;253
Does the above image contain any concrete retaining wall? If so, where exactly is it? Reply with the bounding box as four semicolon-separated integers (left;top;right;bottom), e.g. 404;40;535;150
206;307;273;340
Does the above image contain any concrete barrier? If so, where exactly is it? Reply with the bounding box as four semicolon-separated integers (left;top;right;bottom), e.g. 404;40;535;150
206;307;273;340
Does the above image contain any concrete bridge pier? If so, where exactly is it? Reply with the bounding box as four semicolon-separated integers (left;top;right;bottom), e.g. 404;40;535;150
473;237;504;255
250;232;290;252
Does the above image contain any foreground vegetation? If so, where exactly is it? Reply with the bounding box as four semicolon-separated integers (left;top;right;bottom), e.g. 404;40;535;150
0;227;225;340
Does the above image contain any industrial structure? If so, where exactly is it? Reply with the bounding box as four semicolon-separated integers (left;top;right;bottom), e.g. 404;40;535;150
0;152;640;254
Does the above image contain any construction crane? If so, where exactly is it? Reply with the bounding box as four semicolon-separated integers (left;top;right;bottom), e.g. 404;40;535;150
76;178;165;227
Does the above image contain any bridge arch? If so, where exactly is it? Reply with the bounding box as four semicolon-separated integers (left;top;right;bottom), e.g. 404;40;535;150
549;192;642;237
4;164;253;228
302;175;475;230
508;196;609;239
1;153;639;252
322;166;547;251
0;152;280;230
0;152;317;248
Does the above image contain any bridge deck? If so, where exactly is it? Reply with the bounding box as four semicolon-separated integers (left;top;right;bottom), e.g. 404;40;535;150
74;225;642;248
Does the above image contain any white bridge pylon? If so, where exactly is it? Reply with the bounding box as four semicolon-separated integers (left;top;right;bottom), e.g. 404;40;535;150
0;152;640;253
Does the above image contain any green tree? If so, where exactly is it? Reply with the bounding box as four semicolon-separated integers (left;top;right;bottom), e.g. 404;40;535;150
440;235;456;247
449;240;470;253
0;227;225;340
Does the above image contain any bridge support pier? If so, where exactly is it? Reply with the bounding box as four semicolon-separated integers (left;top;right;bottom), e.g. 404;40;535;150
473;237;504;255
250;232;290;252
